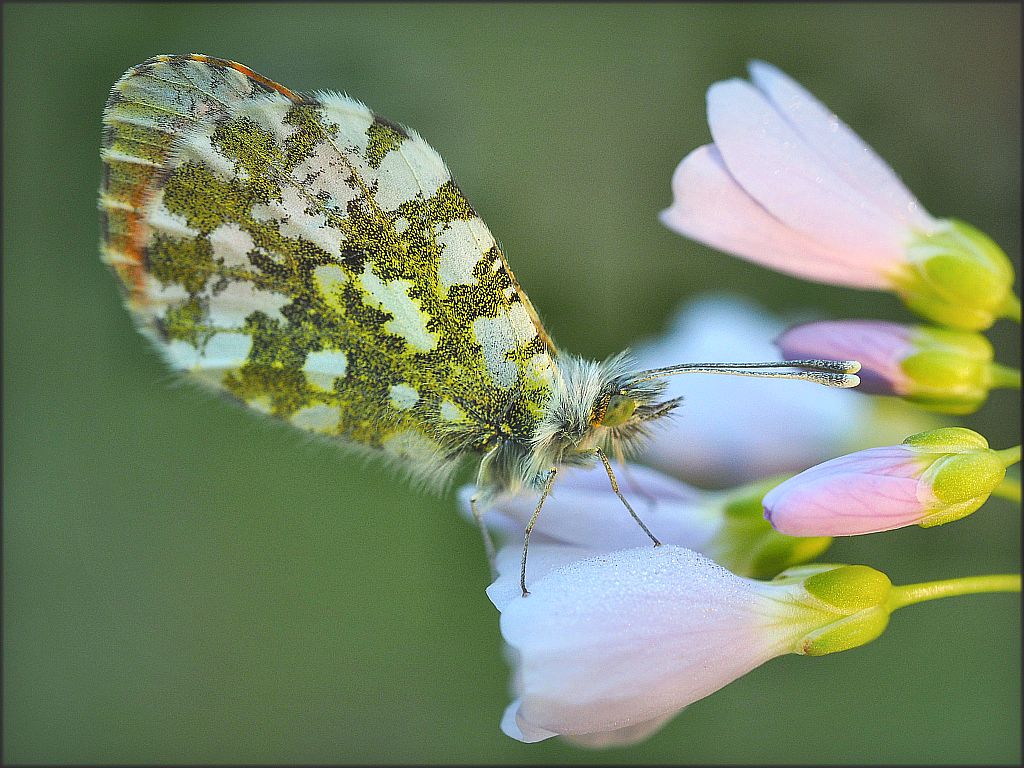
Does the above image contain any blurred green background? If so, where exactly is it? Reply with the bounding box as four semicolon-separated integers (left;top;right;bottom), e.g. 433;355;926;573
4;2;1020;763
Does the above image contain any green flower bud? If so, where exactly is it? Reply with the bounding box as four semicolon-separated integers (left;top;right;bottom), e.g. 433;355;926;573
897;219;1018;331
900;327;1019;414
904;427;1016;527
706;476;832;579
796;565;893;656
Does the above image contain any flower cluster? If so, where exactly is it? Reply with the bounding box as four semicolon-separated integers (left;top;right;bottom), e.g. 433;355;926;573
464;61;1020;747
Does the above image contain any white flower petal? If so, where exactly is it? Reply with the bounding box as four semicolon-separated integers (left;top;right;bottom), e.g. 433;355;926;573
499;546;816;739
707;78;906;272
559;710;679;749
479;464;720;553
747;60;935;234
662;145;886;288
500;699;559;743
487;542;597;611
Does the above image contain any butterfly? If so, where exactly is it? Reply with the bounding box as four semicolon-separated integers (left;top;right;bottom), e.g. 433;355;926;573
99;55;859;593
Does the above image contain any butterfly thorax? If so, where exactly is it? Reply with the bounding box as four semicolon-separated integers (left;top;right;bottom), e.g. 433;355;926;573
474;352;680;503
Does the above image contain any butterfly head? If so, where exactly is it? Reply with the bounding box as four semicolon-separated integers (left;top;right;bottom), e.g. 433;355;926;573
525;353;682;479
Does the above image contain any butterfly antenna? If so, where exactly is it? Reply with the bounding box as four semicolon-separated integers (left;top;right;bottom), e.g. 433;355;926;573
630;359;861;388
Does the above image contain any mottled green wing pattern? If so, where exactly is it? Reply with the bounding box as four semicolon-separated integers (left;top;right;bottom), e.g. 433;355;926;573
100;54;557;485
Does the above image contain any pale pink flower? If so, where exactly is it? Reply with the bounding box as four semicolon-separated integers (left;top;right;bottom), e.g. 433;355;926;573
460;463;719;552
661;60;935;289
460;460;832;581
661;62;1018;329
489;545;877;745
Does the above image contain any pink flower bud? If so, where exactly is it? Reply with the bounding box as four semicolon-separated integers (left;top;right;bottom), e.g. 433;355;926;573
777;320;915;396
631;295;939;488
776;320;1016;413
762;428;1014;536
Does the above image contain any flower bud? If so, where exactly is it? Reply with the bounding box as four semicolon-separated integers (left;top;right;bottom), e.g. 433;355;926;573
633;295;941;489
776;320;1019;414
762;427;1017;536
795;565;892;655
896;219;1019;331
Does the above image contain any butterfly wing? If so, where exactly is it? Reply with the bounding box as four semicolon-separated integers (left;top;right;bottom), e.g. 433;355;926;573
100;54;557;486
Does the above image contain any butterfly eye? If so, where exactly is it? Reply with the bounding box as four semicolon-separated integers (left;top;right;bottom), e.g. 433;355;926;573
593;392;637;428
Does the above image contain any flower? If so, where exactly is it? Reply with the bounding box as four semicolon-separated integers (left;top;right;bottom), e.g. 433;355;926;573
463;463;719;551
489;545;894;746
660;61;1019;330
460;461;831;579
630;293;939;488
762;427;1018;536
776;320;1020;414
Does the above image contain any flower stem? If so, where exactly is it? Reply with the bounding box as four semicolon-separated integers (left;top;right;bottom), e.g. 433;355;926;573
988;363;1022;389
887;574;1021;612
991;472;1021;503
994;445;1022;467
999;292;1022;323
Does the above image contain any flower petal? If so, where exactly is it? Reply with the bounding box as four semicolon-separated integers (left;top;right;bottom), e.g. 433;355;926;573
476;463;720;553
661;145;886;288
500;546;812;739
762;446;935;535
501;699;559;743
558;710;679;749
747;60;935;234
486;542;597;611
707;77;907;273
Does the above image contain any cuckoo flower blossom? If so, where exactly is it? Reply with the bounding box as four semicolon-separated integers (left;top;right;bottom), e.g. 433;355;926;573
776;320;1021;414
661;61;1019;330
461;462;831;579
490;545;902;746
763;427;1021;536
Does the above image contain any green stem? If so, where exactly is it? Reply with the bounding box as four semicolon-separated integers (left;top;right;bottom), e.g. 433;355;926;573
992;472;1021;503
994;445;1022;467
988;363;1022;389
887;574;1021;612
999;292;1021;323
717;473;791;508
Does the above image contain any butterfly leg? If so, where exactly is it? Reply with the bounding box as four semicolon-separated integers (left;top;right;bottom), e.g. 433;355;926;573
594;447;661;546
469;495;497;577
612;442;660;509
520;467;558;597
471;447;501;575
